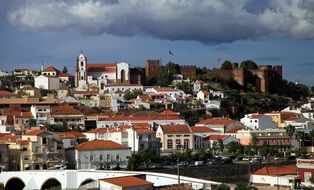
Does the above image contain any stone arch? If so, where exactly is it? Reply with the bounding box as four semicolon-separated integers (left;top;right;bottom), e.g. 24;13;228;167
120;69;125;83
5;177;25;190
79;178;95;187
41;178;61;190
35;164;40;170
43;164;47;169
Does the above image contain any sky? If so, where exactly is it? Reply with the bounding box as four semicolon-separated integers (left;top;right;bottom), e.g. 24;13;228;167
1;0;314;86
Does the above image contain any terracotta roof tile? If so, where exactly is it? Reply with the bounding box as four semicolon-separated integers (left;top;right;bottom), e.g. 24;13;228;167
226;127;245;133
43;66;60;72
5;109;33;119
250;114;263;119
160;109;179;116
86;64;116;72
161;124;192;134
98;115;181;121
197;117;233;126
156;87;178;92
101;176;153;188
254;165;297;176
52;106;83;115
25;130;48;136
56;131;85;139
0;90;15;96
206;135;226;141
76;140;128;150
0;133;19;142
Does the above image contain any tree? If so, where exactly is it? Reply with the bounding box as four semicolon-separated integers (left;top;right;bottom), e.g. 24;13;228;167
62;66;68;73
221;60;233;70
176;82;193;95
226;141;243;156
127;153;142;170
138;149;159;169
295;148;307;158
240;60;258;70
28;119;37;128
310;129;314;149
250;134;258;154
213;183;231;190
123;89;143;100
295;131;305;147
286;125;295;147
235;184;258;190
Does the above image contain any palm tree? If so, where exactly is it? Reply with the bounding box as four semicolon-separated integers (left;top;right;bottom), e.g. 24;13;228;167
250;134;258;154
285;125;295;147
295;131;305;148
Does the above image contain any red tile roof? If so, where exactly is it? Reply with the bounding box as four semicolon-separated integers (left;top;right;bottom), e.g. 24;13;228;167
254;165;297;176
226;126;245;133
43;66;60;72
86;64;116;72
0;133;19;142
98;115;181;121
56;131;85;139
18;140;30;145
197;117;233;126
76;140;128;150
160;109;179;116
101;176;153;188
5;109;33;119
160;124;192;134
250;114;263;119
205;135;226;141
190;126;219;133
0;90;15;96
52;106;83;115
24;129;48;136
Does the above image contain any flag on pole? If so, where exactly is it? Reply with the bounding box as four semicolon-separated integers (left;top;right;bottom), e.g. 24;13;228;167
169;50;174;56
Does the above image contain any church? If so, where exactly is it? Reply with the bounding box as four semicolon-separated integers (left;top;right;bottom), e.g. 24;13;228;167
75;52;130;91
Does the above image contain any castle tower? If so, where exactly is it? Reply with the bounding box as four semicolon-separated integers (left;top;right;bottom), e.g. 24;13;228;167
75;51;87;88
145;59;160;82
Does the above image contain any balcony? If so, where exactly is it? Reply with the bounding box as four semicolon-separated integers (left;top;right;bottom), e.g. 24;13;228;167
47;150;59;154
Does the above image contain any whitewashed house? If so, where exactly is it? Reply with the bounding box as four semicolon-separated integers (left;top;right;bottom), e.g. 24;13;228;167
34;75;60;90
240;114;276;130
75;140;131;169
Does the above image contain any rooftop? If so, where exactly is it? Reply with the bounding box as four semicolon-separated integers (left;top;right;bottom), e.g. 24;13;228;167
101;176;153;188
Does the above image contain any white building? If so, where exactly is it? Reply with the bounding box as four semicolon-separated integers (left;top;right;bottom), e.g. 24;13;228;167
75;52;130;91
30;105;51;124
75;140;131;169
240;114;276;130
34;75;60;90
197;90;209;103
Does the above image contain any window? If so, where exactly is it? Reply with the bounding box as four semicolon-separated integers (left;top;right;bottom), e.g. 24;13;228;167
139;135;143;141
116;154;120;161
24;156;29;160
176;139;182;151
100;154;103;160
81;62;83;67
90;155;94;161
184;139;189;149
42;137;47;145
107;154;111;161
167;139;173;149
148;134;151;140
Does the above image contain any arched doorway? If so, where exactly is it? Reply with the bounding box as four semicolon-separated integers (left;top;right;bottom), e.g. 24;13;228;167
35;164;40;170
41;178;61;190
43;164;47;169
5;177;25;190
79;178;95;187
120;69;125;83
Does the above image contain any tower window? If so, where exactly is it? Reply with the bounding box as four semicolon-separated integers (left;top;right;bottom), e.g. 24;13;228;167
81;62;84;67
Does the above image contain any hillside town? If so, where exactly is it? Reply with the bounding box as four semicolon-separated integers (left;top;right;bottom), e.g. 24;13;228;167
0;52;313;190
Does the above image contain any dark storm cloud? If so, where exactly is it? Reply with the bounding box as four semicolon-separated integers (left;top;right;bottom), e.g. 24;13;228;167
6;0;314;44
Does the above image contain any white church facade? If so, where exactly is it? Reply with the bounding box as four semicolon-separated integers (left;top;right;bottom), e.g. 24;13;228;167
75;52;130;91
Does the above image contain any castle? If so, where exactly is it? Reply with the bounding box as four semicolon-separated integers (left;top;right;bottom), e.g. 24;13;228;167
213;63;282;93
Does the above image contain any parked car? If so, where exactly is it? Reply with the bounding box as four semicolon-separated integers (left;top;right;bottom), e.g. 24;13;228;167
242;156;251;161
179;161;189;167
194;161;204;166
221;157;233;164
